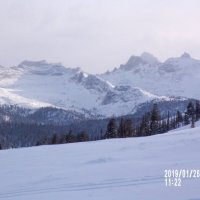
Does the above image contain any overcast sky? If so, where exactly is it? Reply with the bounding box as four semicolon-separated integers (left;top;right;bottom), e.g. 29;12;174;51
0;0;200;73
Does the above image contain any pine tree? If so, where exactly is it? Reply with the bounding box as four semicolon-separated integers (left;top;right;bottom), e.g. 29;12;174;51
187;102;195;119
124;119;133;137
167;111;170;131
140;112;151;136
170;116;177;129
105;118;118;138
191;113;195;128
176;111;183;127
100;128;104;140
77;131;89;142
118;118;126;138
51;134;58;144
195;101;200;121
184;112;190;125
66;131;76;143
160;120;167;133
150;104;161;134
59;134;66;144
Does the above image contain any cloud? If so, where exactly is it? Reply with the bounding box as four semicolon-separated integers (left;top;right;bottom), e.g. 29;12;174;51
0;0;200;73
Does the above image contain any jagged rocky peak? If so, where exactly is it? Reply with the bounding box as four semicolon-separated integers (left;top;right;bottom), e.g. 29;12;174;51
140;52;160;65
119;52;159;71
101;85;159;105
119;55;145;71
164;52;194;65
71;71;112;93
18;60;55;67
18;60;62;71
180;52;191;59
71;71;90;83
17;60;81;76
126;55;146;66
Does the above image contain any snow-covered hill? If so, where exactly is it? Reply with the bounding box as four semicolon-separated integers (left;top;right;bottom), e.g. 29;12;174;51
100;52;200;99
0;124;200;200
0;60;171;118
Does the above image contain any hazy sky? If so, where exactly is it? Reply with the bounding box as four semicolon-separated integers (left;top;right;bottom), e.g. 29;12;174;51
0;0;200;73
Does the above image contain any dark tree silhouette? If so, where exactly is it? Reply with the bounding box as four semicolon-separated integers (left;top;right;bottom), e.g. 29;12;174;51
105;118;118;138
150;104;161;134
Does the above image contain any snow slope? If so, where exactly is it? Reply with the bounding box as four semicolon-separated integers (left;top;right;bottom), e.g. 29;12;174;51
0;125;200;199
100;52;200;99
0;60;170;117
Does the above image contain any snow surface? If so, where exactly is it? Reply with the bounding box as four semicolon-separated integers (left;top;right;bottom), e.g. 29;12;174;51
0;125;200;199
0;88;52;108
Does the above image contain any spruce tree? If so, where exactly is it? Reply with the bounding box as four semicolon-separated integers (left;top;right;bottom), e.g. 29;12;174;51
105;118;118;138
170;116;177;129
140;112;151;136
51;134;58;144
77;131;89;142
191;113;195;128
167;111;170;131
184;112;190;125
124;119;133;137
118;118;126;138
160;120;167;133
187;102;195;119
195;101;200;121
100;129;104;140
176;111;183;127
150;104;161;134
66;131;76;143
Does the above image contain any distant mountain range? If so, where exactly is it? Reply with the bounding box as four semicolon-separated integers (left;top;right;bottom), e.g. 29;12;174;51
101;52;200;99
0;52;199;121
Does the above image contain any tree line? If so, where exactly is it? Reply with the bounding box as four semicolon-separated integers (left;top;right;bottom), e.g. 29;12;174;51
0;101;199;150
105;101;200;139
34;101;200;147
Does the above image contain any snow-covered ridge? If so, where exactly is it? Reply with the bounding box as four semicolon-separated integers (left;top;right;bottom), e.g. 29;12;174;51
71;71;113;93
0;87;52;108
0;59;174;118
100;52;200;99
0;53;198;118
17;60;81;76
119;52;160;71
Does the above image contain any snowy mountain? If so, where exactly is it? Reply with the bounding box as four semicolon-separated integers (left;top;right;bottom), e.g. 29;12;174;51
0;60;172;118
0;53;199;119
100;52;200;99
1;123;200;200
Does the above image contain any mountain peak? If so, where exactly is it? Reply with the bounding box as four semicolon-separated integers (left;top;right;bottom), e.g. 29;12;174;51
140;52;159;65
18;60;62;68
19;60;47;67
16;60;83;77
180;52;191;59
127;55;141;63
123;55;146;69
119;53;159;71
